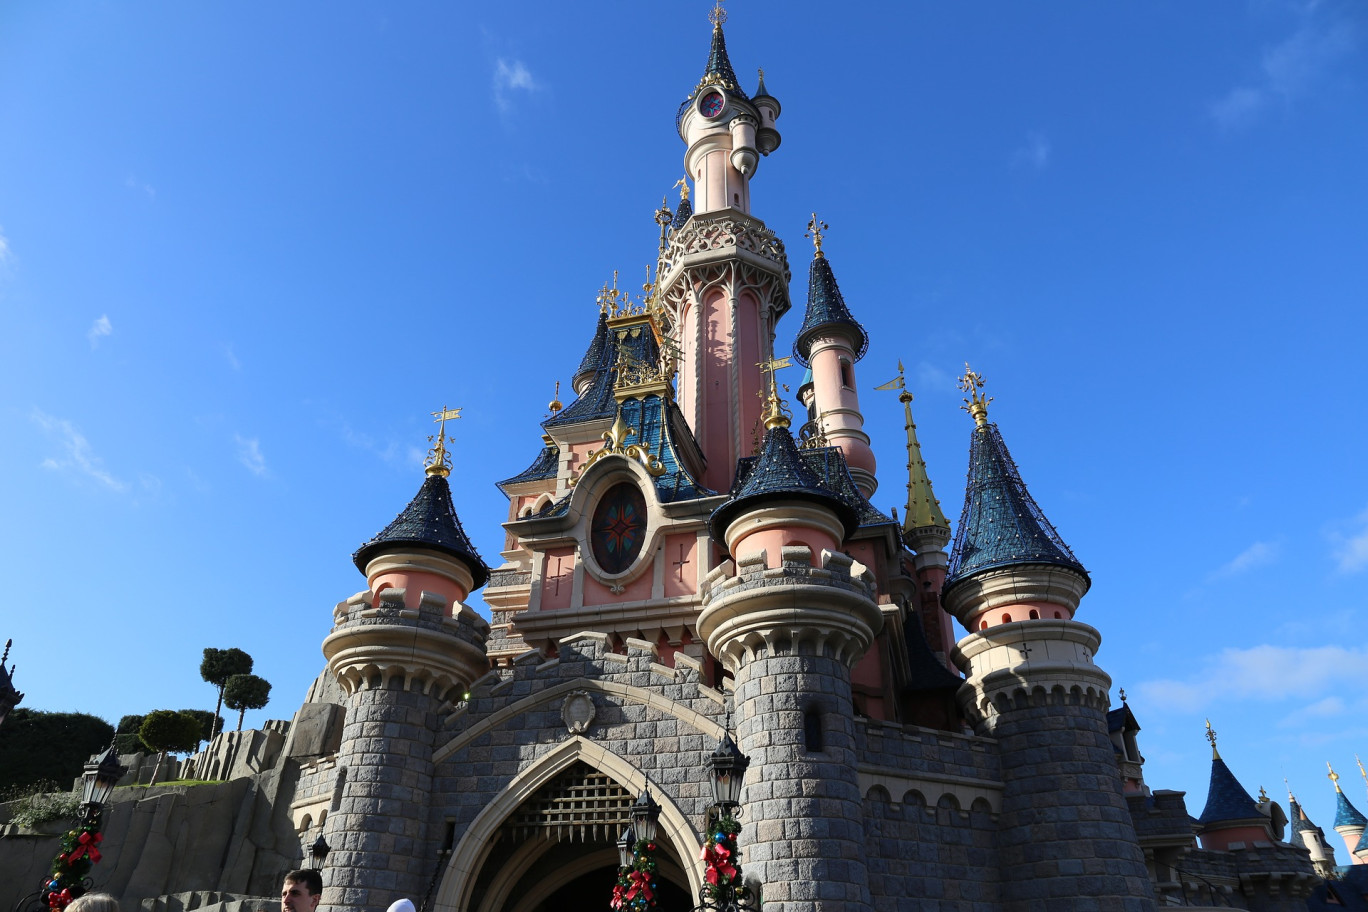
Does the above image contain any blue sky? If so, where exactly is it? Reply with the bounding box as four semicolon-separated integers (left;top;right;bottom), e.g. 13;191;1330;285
3;1;1367;832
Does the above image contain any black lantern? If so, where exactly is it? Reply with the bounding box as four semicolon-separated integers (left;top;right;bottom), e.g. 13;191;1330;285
80;742;126;822
310;834;331;866
708;733;750;812
630;789;661;844
616;826;636;868
0;639;22;729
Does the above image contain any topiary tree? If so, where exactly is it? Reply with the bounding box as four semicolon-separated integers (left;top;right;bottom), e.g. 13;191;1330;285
176;709;221;754
199;648;252;739
0;710;114;793
223;674;272;732
114;714;147;755
138;710;202;784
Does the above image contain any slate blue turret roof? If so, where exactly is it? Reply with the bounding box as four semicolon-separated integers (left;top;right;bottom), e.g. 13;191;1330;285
701;22;747;99
572;310;611;387
1334;788;1367;829
354;473;489;590
1198;756;1264;826
546;316;668;429
710;423;857;545
672;197;693;230
497;444;559;495
944;422;1088;595
792;252;869;367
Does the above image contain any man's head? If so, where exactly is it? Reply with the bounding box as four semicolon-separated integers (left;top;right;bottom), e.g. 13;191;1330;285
281;869;322;912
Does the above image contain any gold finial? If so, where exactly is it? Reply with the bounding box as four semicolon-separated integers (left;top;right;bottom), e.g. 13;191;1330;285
757;355;793;429
873;358;908;401
1357;754;1367;786
877;359;948;533
1205;719;1220;760
758;67;765;82
958;363;992;427
674;176;690;202
806;213;828;258
1329;762;1343;792
548;381;563;417
1119;688;1127;703
596;281;610;314
426;406;462;477
709;0;727;28
643;264;654;298
1259;785;1268;803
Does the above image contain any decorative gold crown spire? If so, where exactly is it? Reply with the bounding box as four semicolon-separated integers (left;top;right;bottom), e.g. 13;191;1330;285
958;363;992;427
1205;719;1220;760
709;0;727;28
1329;762;1343;792
1357;753;1367;787
426;406;462;477
674;176;690;202
548;381;563;417
875;359;948;533
806;213;828;259
758;355;792;429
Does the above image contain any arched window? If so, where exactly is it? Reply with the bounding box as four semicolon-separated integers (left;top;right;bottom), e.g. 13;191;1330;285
839;359;854;389
1028;609;1039;620
1001;613;1011;625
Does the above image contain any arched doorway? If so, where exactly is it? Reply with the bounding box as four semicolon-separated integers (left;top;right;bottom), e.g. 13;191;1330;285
464;761;692;912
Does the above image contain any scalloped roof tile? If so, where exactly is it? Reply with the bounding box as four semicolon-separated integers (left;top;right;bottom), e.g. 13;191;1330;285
1198;756;1264;826
793;253;869;367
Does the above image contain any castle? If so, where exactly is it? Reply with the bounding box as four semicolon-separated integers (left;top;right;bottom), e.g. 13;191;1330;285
6;9;1366;912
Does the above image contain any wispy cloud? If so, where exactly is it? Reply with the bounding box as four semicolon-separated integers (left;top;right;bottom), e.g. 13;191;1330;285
1212;8;1357;130
1010;131;1051;171
493;58;539;113
124;175;156;199
1208;540;1278;579
234;434;268;477
32;408;128;492
0;227;12;265
223;344;241;371
1330;506;1368;572
1137;644;1368;712
88;314;113;348
915;361;956;395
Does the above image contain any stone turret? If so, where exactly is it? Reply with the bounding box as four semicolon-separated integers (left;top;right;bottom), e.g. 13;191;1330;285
699;393;879;912
944;369;1156;911
1288;791;1338;879
320;432;490;912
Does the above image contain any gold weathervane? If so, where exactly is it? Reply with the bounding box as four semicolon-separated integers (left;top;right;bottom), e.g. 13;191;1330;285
757;355;793;429
674;176;690;202
1205;719;1220;759
427;406;462;477
1329;762;1343;792
806;213;828;258
548;381;563;418
874;359;910;403
709;0;727;28
958;363;992;427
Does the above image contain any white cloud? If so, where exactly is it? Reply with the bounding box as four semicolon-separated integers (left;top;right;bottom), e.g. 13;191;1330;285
493;58;539;113
915;361;956;395
88;314;113;348
1212;9;1357;130
1010;131;1051;171
1331;506;1368;572
1137;644;1368;713
31;408;128;492
1208;540;1278;579
223;344;241;371
0;227;11;264
234;434;268;477
124;175;156;199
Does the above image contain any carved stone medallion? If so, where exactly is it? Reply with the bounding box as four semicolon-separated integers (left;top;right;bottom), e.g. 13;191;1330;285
562;690;596;735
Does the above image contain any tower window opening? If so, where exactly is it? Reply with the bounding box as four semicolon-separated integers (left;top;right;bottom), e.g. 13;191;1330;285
979;620;988;630
1028;609;1039;620
804;708;823;751
1001;613;1011;625
840;359;854;389
733;193;740;206
1054;610;1062;619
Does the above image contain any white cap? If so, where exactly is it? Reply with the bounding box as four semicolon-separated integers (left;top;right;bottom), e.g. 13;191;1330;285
386;901;416;912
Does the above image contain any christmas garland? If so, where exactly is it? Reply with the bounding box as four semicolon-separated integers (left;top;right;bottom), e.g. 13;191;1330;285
610;838;660;912
701;813;742;900
40;814;105;909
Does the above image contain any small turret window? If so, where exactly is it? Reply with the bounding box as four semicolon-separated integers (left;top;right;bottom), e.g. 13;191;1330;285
804;708;823;752
1028;609;1039;620
840;358;854;389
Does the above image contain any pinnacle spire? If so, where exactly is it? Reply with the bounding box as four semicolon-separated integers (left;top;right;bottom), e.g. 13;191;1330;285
792;219;869;367
875;362;949;537
1198;732;1263;827
943;387;1088;592
697;2;746;97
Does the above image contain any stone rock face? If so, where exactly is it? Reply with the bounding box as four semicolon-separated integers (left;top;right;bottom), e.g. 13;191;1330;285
284;703;344;760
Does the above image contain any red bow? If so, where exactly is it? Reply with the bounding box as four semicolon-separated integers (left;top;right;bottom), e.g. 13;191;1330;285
66;831;103;864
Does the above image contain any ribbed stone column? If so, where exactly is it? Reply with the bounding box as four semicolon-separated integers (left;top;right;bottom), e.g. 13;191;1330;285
733;650;871;912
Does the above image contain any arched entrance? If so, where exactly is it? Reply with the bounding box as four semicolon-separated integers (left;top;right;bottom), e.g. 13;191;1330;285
461;760;693;912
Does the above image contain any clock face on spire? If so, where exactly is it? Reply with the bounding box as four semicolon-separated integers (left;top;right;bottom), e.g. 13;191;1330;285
699;91;725;119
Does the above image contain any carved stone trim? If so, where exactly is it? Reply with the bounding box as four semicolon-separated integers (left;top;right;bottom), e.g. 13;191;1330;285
561;691;596;735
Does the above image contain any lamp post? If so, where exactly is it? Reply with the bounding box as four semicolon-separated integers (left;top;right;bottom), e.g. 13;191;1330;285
0;639;22;729
310;834;330;867
617;826;636;869
79;743;126;826
611;793;663;912
694;730;757;912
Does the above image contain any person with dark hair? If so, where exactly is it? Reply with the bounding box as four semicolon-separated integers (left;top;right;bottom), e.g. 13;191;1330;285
280;869;322;912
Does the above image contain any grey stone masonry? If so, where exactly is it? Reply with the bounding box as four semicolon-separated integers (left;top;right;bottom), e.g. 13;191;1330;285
323;682;441;912
985;694;1157;912
734;650;873;912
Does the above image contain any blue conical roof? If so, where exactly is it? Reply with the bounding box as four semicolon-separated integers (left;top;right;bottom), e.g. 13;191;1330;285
1334;788;1368;829
792;253;869;367
709;422;856;546
1198;756;1264;826
672;197;693;230
701;23;746;98
354;473;489;590
573;310;611;383
944;423;1088;593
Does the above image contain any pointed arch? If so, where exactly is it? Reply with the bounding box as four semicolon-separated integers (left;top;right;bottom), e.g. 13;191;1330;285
432;735;703;912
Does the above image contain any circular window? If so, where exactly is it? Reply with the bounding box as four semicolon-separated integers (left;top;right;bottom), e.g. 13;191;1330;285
590;483;648;575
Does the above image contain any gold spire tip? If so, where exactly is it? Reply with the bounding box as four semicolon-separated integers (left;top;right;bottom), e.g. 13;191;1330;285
1329;762;1342;792
426;406;461;477
1205;719;1220;759
957;363;992;427
548;380;563;416
709;0;727;28
675;176;690;202
805;213;828;258
757;355;793;429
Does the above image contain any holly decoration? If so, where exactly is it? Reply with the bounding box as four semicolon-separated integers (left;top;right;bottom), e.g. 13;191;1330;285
701;813;742;900
40;813;105;909
610;838;660;912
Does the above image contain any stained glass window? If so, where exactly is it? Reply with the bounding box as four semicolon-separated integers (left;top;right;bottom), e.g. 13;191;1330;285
591;483;647;575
